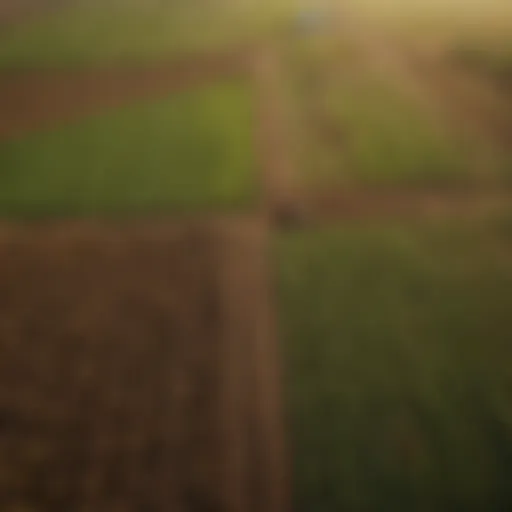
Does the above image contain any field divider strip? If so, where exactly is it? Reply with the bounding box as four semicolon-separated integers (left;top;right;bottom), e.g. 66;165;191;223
215;218;290;512
251;45;303;220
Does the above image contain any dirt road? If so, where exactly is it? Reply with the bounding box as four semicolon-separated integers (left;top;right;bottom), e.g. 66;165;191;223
251;46;303;221
307;186;512;223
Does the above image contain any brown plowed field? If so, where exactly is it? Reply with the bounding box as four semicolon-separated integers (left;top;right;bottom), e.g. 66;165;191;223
0;218;285;512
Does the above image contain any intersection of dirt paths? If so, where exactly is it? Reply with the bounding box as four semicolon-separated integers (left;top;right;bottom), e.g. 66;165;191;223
0;32;510;511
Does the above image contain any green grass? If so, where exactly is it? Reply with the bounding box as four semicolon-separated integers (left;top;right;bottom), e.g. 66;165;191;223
0;82;255;216
321;78;468;186
277;218;512;511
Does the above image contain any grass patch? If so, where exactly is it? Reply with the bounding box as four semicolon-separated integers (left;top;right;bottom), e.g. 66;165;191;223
0;81;255;216
277;218;512;511
322;78;467;186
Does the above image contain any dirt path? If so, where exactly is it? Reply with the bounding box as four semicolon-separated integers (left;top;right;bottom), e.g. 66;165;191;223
216;218;289;512
251;46;303;221
306;186;512;223
0;49;249;141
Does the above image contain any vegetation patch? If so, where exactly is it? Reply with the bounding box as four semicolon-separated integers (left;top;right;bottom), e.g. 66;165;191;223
284;37;469;188
277;218;512;511
0;82;255;216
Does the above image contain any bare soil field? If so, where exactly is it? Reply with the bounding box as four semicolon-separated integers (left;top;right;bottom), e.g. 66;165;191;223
0;218;286;512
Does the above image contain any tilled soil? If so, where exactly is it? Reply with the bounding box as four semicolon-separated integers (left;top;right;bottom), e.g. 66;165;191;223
0;219;284;512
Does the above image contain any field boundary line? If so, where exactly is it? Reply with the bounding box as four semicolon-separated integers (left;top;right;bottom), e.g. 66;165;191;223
215;218;290;512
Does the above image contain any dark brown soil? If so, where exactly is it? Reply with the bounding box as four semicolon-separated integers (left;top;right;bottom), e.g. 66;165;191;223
0;218;287;512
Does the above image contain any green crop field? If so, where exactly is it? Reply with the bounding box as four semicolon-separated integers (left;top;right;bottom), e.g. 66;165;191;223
277;217;512;511
295;74;469;187
0;82;255;217
328;80;468;186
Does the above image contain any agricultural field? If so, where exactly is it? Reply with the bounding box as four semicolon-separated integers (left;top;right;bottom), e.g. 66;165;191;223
0;81;255;216
277;216;512;511
0;1;274;215
0;3;286;509
278;0;512;190
1;0;512;510
274;3;512;510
